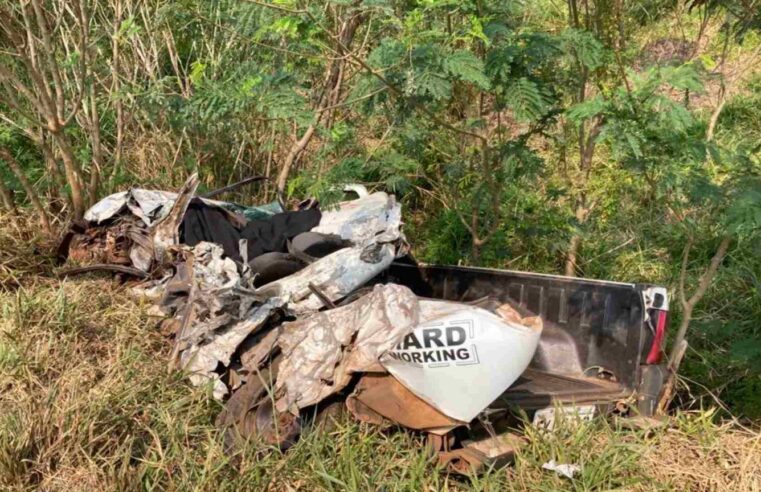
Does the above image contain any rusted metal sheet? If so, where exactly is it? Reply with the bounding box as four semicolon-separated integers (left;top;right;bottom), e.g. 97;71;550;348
66;220;136;266
347;374;462;433
437;432;524;474
239;327;280;372
345;394;387;426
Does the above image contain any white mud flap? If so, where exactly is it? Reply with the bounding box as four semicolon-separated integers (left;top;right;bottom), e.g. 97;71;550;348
380;301;542;422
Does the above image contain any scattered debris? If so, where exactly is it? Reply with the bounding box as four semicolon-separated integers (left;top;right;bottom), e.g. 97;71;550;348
542;459;581;479
532;404;596;430
438;432;524;474
61;177;671;475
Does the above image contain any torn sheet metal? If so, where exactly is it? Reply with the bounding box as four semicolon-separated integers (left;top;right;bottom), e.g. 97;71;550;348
102;174;203;272
239;327;280;372
257;242;396;315
164;241;282;399
85;187;283;226
274;283;420;412
347;374;463;433
180;298;281;400
151;174;200;266
312;190;402;246
381;301;543;422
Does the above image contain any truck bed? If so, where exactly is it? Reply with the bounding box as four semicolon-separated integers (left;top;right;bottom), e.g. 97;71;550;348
385;262;660;410
497;369;628;409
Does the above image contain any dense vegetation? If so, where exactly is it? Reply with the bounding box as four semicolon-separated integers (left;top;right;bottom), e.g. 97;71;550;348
0;0;759;439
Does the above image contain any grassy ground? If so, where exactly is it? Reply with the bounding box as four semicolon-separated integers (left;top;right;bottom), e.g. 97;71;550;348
1;213;759;491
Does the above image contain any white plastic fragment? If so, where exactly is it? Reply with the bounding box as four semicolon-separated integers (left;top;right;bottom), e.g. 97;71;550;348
380;301;543;422
542;459;581;479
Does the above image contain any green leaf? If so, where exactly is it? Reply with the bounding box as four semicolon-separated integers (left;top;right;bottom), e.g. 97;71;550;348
189;61;207;86
443;50;490;89
484;21;511;42
562;29;605;70
699;54;717;71
566;96;606;123
467;15;490;45
368;38;406;69
661;64;704;92
725;179;761;234
412;71;452;100
502;78;549;121
117;16;140;39
730;338;761;367
625;133;643;158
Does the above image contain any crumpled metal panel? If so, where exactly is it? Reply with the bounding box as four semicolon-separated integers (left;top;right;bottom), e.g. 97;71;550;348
274;283;419;412
84;187;267;226
99;174;201;272
165;242;283;399
181;298;281;400
85;189;178;226
257;242;396;315
312;191;402;246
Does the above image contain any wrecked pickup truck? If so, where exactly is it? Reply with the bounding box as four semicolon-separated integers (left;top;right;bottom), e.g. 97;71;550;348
385;263;670;415
59;176;670;474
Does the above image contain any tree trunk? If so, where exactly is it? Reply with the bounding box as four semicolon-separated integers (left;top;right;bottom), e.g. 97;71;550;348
0;147;52;234
277;124;317;198
657;339;687;414
39;133;71;208
564;196;591;277
86;87;103;202
670;235;732;363
0;176;16;213
706;87;726;142
657;235;732;412
112;0;124;172
52;131;86;219
275;12;364;197
564;233;581;276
